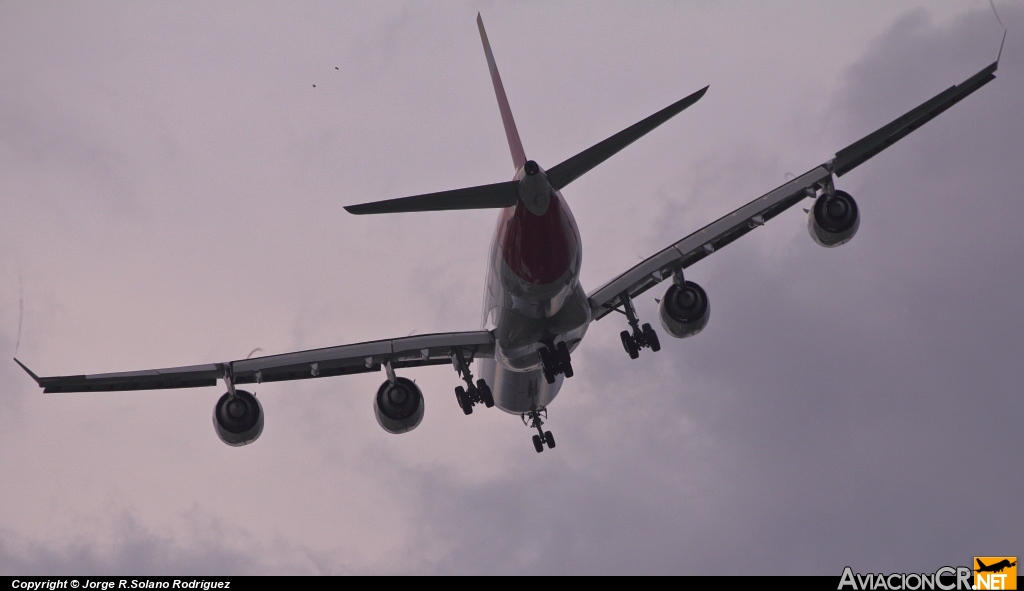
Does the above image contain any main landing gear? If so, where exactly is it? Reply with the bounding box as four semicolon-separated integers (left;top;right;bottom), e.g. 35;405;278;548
451;346;493;415
616;293;660;359
537;338;573;384
522;407;555;453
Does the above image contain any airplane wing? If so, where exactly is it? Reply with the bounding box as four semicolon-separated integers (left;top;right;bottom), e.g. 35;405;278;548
15;330;494;393
587;61;998;321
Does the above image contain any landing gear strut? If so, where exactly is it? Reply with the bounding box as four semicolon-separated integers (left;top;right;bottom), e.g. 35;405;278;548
451;347;493;415
616;293;660;359
537;338;573;384
522;407;555;453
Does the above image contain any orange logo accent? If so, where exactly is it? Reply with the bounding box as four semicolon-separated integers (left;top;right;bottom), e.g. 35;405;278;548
973;557;1017;590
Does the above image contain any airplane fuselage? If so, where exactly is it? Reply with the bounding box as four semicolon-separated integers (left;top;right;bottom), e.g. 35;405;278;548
477;164;590;414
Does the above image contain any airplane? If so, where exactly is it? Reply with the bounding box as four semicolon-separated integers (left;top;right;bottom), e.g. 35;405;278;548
976;559;1017;573
14;15;1001;453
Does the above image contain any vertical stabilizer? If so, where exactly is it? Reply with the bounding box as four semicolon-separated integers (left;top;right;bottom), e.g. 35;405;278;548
477;14;527;172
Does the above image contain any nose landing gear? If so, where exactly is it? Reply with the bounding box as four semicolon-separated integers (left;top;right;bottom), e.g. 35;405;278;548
522;407;556;453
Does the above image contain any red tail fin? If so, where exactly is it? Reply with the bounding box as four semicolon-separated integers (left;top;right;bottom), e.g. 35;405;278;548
477;14;527;172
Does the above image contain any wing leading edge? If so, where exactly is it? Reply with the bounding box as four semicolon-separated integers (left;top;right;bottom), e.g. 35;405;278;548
588;60;998;321
16;331;494;394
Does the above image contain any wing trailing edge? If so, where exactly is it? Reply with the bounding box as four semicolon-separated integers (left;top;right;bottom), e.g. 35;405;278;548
832;61;997;177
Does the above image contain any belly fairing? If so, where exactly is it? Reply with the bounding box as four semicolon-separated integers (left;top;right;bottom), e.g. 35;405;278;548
477;189;592;414
476;357;561;415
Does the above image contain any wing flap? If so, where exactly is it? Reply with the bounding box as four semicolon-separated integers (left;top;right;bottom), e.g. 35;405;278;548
17;359;221;393
833;61;997;177
588;167;831;320
18;331;495;393
588;60;998;321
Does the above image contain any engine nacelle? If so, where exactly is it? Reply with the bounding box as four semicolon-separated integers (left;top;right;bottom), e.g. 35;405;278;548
373;377;424;434
808;190;860;247
659;280;710;339
213;390;264;447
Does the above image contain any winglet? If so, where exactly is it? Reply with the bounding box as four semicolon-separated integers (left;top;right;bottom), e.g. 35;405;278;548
477;13;527;171
14;358;41;385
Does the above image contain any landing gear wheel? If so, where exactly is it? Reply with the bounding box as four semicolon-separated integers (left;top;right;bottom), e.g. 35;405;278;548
642;323;661;352
523;408;554;453
538;347;556;384
476;379;494;408
621;330;639;359
555;341;574;378
455;386;473;415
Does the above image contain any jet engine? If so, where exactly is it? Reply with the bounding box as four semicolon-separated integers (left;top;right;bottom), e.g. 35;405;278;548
213;389;264;447
808;190;859;247
374;377;425;434
659;280;710;338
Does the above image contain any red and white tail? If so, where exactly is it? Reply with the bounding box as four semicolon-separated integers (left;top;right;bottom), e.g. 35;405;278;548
477;13;527;172
344;15;707;216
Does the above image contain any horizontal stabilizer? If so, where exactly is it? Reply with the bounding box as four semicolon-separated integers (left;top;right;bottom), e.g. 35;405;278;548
546;85;709;191
833;61;997;177
345;180;519;215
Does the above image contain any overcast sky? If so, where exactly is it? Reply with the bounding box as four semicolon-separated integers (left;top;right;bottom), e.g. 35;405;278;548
1;1;1021;575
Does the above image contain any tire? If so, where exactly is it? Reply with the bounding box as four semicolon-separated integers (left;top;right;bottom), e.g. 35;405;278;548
555;341;573;377
532;434;544;453
477;379;494;408
538;346;551;369
621;330;639;359
455;386;472;415
556;341;571;364
544;431;556;449
642;323;661;352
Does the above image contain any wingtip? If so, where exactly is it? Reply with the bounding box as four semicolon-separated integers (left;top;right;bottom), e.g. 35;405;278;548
13;357;41;384
343;203;374;215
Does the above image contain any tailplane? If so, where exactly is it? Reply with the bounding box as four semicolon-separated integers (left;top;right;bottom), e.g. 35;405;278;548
344;16;707;216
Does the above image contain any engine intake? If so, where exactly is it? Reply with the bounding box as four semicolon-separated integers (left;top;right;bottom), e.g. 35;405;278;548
213;390;264;446
659;280;710;338
808;190;859;247
374;377;425;434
